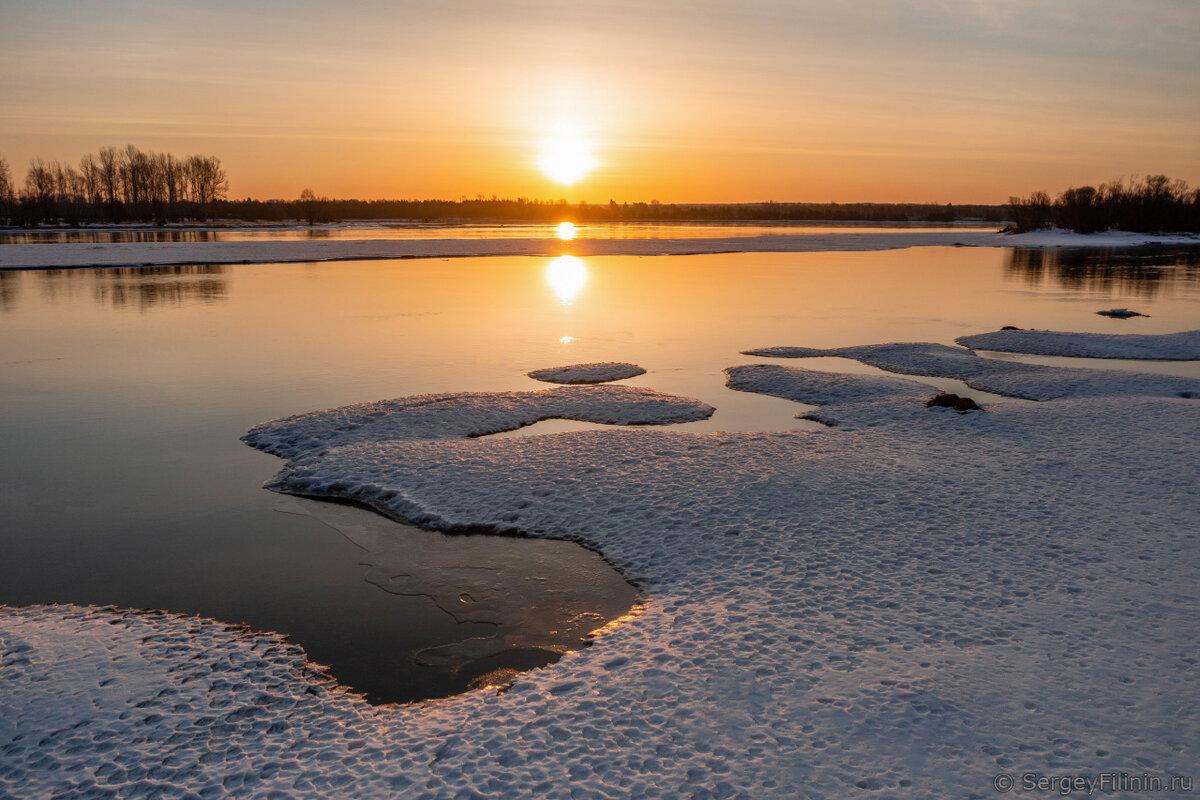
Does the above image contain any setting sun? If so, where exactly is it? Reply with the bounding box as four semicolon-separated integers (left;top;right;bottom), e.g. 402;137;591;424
536;128;597;186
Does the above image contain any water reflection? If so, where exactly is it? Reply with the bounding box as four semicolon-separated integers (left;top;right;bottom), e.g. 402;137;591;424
545;255;588;304
0;271;18;312
555;221;577;240
1005;247;1200;298
275;496;637;701
4;265;228;312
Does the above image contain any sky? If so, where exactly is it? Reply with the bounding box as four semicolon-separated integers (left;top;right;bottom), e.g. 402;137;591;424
1;0;1198;203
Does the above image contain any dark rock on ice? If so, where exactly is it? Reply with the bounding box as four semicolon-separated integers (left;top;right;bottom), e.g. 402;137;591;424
1096;309;1148;319
925;393;983;412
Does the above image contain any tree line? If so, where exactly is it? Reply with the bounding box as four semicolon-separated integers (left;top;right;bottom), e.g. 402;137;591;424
0;147;1005;226
1006;175;1200;234
3;147;1197;233
203;195;1005;225
0;146;228;225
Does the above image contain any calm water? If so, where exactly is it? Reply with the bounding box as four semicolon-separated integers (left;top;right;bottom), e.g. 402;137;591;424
2;245;1198;702
0;220;997;245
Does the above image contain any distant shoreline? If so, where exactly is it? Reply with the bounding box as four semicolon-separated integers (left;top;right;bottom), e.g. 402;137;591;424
2;228;1198;271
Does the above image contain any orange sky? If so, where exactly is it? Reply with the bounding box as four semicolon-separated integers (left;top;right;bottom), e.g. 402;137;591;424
2;1;1198;204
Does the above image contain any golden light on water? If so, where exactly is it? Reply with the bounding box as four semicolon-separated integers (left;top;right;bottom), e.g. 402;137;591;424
545;255;587;305
537;126;597;185
555;222;577;240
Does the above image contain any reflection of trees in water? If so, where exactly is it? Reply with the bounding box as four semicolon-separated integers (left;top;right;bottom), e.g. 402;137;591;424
24;265;227;311
0;271;19;312
0;229;337;244
0;231;228;244
1006;247;1200;299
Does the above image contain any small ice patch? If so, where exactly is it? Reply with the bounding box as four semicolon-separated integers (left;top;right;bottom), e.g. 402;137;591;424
1096;308;1148;319
956;328;1200;361
527;362;646;384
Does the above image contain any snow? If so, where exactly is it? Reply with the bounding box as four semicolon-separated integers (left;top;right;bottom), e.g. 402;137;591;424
957;328;1200;361
242;384;715;461
527;362;647;384
5;340;1199;798
999;228;1200;248
2;228;1197;269
724;363;935;426
726;363;932;406
744;342;1200;401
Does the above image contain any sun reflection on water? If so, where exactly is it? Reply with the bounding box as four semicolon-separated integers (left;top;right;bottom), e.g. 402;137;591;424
545;255;587;305
555;222;577;240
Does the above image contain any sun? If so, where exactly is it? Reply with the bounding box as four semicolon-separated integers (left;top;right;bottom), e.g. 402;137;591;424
537;128;597;185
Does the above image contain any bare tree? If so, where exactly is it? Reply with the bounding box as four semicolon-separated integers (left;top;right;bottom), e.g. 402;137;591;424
185;155;228;220
97;146;120;212
299;188;318;225
0;155;12;224
0;156;12;201
79;153;101;208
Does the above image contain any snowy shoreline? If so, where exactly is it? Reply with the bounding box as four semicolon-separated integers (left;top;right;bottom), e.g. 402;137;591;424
5;338;1198;798
1;228;1198;270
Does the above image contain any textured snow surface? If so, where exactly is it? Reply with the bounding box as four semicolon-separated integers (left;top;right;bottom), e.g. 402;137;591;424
526;362;647;384
744;342;1200;401
957;328;1200;361
6;359;1200;798
3;228;1197;269
242;384;714;461
725;364;935;426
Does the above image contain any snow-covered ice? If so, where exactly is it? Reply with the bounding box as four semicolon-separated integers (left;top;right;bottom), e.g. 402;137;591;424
242;384;715;462
5;333;1199;798
998;228;1200;248
724;363;935;426
957;328;1200;361
744;341;1200;401
527;362;647;384
2;227;1197;270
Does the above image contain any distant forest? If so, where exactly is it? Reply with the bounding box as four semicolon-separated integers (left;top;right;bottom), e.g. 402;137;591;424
1006;175;1200;233
0;146;1000;227
0;146;1196;232
0;146;229;226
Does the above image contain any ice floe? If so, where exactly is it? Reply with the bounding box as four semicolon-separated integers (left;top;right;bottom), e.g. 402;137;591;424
1000;228;1200;247
526;362;646;384
726;363;994;427
957;328;1200;361
3;227;1198;270
5;352;1200;798
242;384;714;460
744;341;1200;400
